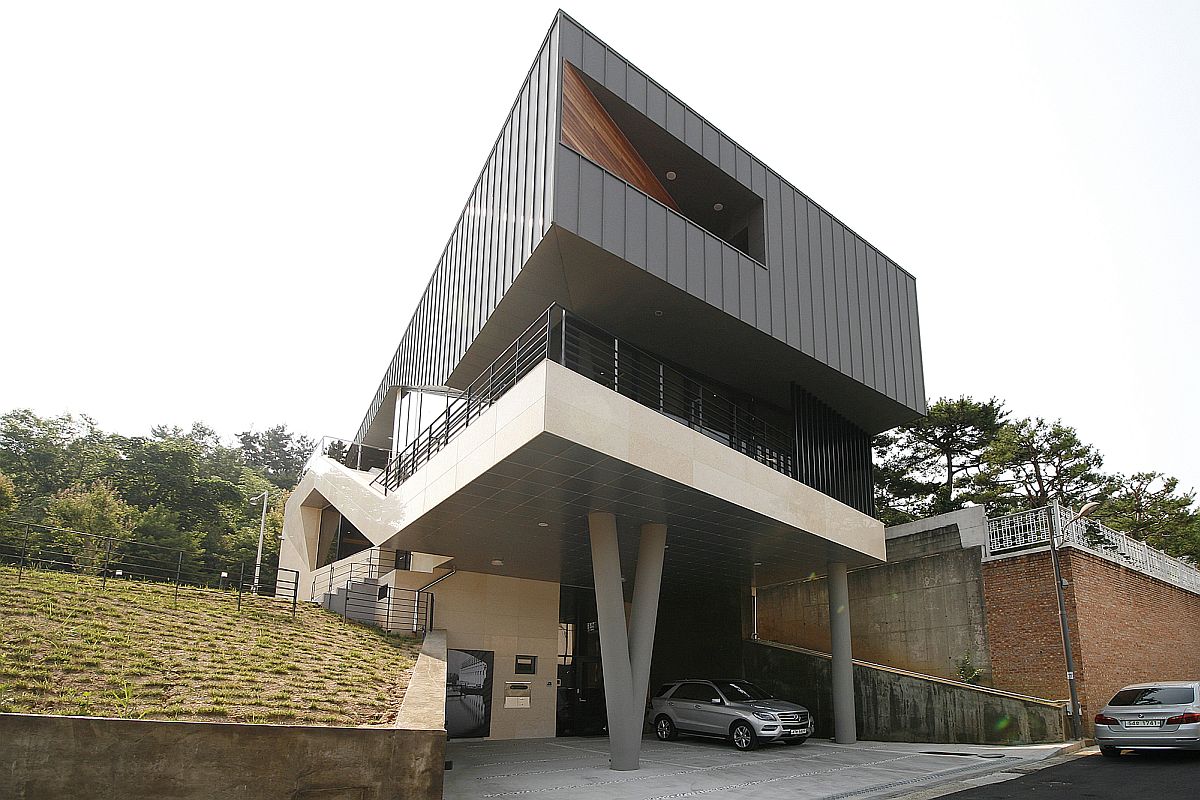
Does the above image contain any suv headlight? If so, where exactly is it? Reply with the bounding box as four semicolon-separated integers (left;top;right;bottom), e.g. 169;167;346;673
752;711;776;721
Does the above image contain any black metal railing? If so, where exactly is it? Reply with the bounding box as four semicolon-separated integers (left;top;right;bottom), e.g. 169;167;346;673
372;304;796;494
302;436;393;477
563;313;795;477
308;547;410;602
372;309;557;493
332;581;434;634
0;517;300;618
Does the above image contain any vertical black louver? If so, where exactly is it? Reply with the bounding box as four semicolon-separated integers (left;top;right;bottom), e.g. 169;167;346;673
791;386;875;516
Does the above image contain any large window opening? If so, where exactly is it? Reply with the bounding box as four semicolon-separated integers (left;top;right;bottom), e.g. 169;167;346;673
562;61;765;262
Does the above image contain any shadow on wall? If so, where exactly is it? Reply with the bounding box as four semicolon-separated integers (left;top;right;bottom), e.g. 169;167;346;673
743;640;1066;745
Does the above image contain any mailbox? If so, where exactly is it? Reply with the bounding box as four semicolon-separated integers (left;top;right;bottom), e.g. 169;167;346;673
503;682;532;709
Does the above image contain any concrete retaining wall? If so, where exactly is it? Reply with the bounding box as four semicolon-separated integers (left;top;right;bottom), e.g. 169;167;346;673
757;511;992;683
744;639;1066;745
1;632;449;800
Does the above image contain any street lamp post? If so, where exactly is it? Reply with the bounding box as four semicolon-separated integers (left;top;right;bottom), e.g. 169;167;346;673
1047;498;1101;740
251;490;271;594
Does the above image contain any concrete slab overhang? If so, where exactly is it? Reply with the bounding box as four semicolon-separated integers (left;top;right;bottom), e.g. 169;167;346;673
293;360;884;591
445;225;921;436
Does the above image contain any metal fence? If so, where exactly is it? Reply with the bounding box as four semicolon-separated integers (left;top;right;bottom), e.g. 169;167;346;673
307;547;408;602
371;304;796;495
331;581;434;634
986;504;1200;594
0;518;301;617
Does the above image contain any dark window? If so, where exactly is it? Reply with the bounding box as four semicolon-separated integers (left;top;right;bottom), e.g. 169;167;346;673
515;655;537;675
653;684;675;698
1109;687;1195;706
377;585;389;600
671;682;719;702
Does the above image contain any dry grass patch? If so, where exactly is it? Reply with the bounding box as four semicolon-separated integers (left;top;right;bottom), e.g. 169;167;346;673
0;566;421;726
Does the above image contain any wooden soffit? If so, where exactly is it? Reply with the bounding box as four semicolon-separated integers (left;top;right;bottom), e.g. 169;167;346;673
561;61;680;212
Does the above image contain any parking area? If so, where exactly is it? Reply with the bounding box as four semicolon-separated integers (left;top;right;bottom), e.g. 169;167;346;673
444;736;1071;800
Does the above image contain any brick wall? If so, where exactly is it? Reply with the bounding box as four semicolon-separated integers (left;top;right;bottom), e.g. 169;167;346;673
983;548;1200;731
1064;548;1200;722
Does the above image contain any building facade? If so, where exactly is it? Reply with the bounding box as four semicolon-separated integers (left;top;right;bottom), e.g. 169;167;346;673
279;12;926;769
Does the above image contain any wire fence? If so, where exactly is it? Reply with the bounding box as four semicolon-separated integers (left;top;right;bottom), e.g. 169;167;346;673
0;517;300;618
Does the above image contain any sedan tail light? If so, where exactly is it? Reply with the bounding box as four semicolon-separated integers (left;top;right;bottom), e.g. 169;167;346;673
1095;713;1119;725
1165;713;1200;725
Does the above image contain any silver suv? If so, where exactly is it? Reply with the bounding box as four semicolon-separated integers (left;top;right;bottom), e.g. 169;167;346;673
650;679;812;751
1095;681;1200;756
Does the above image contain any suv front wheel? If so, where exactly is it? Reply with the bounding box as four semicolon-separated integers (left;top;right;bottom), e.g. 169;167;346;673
655;715;679;741
730;720;758;751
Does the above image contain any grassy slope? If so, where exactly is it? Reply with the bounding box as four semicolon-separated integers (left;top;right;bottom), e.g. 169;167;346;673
0;566;421;726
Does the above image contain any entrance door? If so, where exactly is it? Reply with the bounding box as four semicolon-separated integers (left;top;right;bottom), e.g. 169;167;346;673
446;649;493;738
557;587;607;735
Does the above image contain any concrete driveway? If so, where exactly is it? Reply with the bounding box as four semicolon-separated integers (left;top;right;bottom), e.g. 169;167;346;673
444;736;1071;800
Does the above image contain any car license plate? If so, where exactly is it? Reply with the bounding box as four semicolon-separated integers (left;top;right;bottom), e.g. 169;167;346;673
784;727;806;735
1124;720;1162;728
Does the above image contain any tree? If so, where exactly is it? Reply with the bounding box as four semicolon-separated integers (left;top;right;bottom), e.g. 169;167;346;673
237;425;317;490
219;489;288;585
1094;472;1199;562
0;410;117;515
41;481;138;570
982;417;1106;513
0;470;15;516
873;397;1007;523
110;432;241;534
123;505;206;581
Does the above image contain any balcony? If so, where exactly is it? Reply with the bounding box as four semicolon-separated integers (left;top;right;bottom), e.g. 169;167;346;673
373;305;795;495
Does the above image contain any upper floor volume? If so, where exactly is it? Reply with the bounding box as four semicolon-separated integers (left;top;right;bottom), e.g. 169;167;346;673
355;10;926;485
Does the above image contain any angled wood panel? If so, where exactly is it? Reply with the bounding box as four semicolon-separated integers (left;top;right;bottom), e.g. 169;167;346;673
561;63;680;212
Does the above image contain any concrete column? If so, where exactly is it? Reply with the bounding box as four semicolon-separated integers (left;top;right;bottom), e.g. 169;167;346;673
828;560;856;744
587;512;667;771
628;523;667;718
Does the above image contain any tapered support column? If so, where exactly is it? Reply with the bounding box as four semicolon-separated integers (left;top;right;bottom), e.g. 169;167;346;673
828;560;856;744
629;523;667;712
587;512;667;771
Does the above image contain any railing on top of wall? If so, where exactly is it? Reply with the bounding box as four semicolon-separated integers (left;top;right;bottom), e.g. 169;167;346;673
369;304;797;495
986;504;1200;595
300;436;393;479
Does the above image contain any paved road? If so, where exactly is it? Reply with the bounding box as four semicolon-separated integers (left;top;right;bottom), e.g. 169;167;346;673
940;750;1200;799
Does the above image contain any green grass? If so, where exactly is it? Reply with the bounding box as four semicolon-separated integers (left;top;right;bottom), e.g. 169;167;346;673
0;566;421;726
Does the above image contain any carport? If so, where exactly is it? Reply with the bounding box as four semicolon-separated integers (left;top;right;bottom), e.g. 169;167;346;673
371;362;886;769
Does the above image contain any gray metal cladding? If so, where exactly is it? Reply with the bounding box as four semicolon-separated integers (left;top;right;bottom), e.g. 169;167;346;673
554;12;926;418
355;21;561;443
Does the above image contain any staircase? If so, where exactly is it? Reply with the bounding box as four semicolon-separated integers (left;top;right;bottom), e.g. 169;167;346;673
308;549;434;634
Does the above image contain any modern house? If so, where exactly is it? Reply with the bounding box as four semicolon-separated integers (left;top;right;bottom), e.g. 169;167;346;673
279;11;926;769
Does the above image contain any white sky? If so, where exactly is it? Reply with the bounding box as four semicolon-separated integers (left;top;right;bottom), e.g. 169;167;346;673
1;1;1197;494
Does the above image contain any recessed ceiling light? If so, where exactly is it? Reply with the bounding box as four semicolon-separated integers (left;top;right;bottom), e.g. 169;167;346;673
713;203;724;212
653;310;663;317
537;522;549;527
753;561;763;566
665;170;677;181
491;559;504;566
